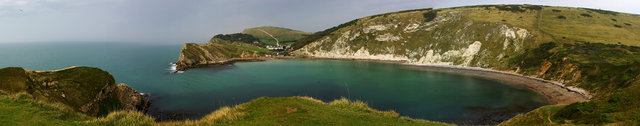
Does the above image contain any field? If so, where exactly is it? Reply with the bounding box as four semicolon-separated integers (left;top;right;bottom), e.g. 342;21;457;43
242;26;311;45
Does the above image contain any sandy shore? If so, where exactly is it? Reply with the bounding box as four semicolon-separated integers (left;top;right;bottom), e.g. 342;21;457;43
402;65;590;105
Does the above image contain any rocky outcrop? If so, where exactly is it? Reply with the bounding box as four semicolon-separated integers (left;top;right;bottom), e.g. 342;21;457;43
0;66;149;116
176;38;263;71
116;83;150;113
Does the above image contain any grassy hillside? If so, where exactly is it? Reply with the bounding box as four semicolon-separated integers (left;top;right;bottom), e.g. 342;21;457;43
0;67;148;117
292;4;640;125
242;26;311;45
176;38;273;71
0;92;450;126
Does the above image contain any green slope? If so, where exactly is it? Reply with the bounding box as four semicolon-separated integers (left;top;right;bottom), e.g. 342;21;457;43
0;67;148;117
242;26;311;45
0;92;450;126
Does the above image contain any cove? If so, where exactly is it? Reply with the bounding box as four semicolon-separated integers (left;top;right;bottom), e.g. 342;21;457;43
0;43;549;124
151;59;549;123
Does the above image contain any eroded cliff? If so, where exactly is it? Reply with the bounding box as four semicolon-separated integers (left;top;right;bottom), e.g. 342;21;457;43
176;38;266;71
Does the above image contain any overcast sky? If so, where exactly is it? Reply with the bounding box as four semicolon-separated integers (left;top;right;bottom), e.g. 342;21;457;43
0;0;638;44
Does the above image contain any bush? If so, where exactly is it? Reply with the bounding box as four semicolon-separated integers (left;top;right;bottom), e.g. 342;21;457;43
212;33;259;44
495;5;526;13
552;9;561;12
423;11;437;22
553;102;609;124
494;5;541;13
583;8;619;15
557;15;566;19
614;24;623;28
580;13;592;17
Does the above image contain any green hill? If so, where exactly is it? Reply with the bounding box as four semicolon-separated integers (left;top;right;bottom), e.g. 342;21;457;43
0;92;449;125
0;67;148;117
176;38;272;71
242;26;311;45
293;5;640;125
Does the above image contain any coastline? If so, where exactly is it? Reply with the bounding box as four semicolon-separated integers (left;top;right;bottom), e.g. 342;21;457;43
402;65;590;105
179;56;590;105
301;57;591;105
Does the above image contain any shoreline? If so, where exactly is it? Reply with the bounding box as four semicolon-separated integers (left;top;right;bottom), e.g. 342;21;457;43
403;65;590;105
300;57;591;105
181;56;590;105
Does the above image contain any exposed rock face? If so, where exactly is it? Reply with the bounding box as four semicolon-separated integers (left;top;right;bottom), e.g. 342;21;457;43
176;38;262;71
295;10;532;67
116;83;150;113
0;66;149;116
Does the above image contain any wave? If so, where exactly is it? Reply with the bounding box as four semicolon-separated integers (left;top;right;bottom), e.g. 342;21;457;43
168;62;183;74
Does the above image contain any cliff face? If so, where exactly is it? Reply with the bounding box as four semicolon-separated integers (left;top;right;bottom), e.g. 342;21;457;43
295;9;533;67
176;38;264;71
0;66;149;116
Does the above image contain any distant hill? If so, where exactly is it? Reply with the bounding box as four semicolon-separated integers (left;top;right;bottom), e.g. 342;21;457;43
242;26;311;45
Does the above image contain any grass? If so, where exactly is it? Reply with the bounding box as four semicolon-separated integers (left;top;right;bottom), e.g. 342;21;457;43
0;92;450;126
498;105;566;126
538;7;640;46
242;26;311;45
0;92;91;125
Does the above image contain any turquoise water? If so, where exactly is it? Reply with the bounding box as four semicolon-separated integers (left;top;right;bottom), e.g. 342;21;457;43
0;42;548;123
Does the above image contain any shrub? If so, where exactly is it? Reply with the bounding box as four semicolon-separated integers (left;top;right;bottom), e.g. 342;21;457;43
557;15;566;19
552;9;561;12
614;24;623;28
583;8;619;15
580;13;592;17
521;5;542;11
369;8;433;19
553;102;609;124
625;23;632;26
495;5;525;13
423;10;437;22
611;18;617;22
212;33;259;44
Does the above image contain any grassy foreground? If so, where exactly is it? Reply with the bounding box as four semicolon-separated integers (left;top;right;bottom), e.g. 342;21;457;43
0;93;449;126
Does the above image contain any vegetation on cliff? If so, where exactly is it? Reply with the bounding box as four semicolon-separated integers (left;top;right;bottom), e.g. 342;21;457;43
242;26;311;45
500;42;640;125
0;67;148;117
211;33;260;44
176;38;272;71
